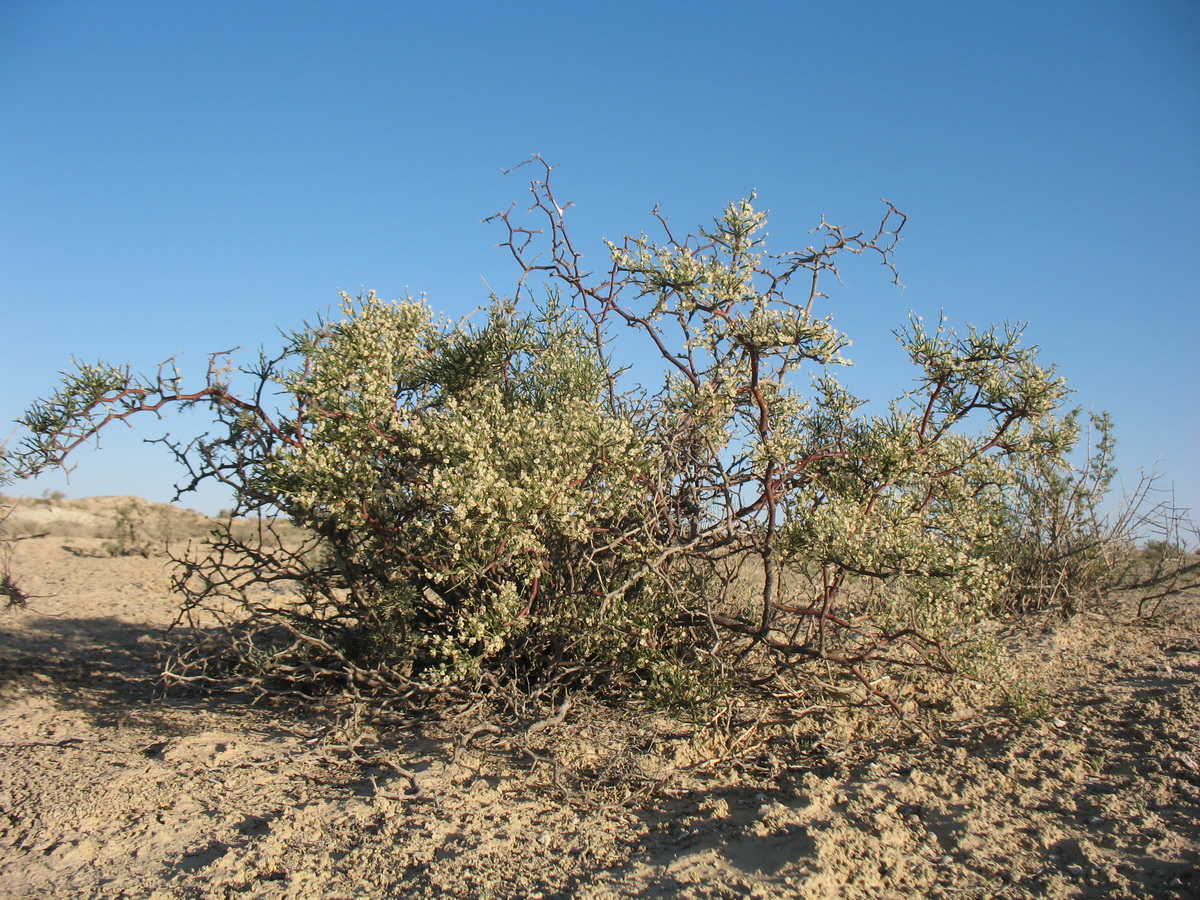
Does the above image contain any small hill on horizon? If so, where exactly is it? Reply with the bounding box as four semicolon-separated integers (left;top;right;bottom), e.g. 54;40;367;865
0;493;215;541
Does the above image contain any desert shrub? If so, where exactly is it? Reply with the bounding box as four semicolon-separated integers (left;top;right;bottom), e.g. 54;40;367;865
14;293;688;696
102;499;156;557
995;410;1199;617
11;159;1142;710
986;409;1118;615
0;453;33;610
250;293;681;686
0;540;25;611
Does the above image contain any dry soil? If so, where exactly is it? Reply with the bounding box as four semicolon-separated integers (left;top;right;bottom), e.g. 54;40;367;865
0;497;1197;898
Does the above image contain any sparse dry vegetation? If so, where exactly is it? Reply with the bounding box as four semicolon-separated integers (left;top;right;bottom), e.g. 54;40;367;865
2;163;1198;896
8;161;1199;718
0;505;1196;897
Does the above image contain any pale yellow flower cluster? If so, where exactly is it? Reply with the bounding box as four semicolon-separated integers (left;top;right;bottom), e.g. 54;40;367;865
263;292;661;680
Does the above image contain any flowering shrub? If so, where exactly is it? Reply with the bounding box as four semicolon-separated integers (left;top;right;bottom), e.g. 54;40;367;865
262;293;670;681
488;160;1077;701
13;161;1125;708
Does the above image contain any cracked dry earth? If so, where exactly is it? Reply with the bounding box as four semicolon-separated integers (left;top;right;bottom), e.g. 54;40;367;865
0;499;1198;898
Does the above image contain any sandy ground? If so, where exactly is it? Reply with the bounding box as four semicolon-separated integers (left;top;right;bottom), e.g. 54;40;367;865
0;497;1197;898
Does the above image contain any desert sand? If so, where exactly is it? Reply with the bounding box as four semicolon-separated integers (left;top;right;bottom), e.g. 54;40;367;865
0;497;1196;898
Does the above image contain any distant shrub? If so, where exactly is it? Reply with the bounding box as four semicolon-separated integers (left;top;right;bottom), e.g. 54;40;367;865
0;450;30;610
1144;539;1185;558
996;410;1199;617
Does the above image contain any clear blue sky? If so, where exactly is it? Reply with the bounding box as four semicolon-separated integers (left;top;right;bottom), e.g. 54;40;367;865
2;0;1197;522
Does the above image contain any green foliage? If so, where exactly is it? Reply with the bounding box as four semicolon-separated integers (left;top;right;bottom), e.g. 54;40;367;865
259;292;668;681
13;161;1149;711
555;186;1072;691
1003;679;1052;722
